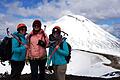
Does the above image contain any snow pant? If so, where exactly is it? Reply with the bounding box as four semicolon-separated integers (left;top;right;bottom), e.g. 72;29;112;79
53;64;67;80
29;58;47;80
10;60;25;80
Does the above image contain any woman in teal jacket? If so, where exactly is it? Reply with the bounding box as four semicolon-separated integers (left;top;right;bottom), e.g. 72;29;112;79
47;26;69;80
48;38;69;65
10;23;28;80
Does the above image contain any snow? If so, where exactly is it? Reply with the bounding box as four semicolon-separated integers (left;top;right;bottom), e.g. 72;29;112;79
0;50;120;78
66;50;120;77
0;14;120;78
0;61;11;74
0;61;31;74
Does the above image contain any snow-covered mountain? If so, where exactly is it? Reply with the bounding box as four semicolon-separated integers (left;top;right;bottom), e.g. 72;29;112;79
46;14;120;57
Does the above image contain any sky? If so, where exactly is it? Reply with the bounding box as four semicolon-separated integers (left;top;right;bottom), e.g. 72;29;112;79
0;0;120;39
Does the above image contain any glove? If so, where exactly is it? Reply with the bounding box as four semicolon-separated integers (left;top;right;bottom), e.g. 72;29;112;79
37;40;46;48
47;66;54;73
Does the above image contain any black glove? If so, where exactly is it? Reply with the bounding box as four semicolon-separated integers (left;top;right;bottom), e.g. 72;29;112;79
37;40;46;48
48;66;54;73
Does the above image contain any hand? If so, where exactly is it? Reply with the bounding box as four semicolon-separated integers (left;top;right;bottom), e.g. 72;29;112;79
25;59;29;65
47;66;54;73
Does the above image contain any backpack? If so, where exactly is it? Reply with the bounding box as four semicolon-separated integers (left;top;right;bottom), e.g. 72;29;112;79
0;36;21;62
60;42;72;63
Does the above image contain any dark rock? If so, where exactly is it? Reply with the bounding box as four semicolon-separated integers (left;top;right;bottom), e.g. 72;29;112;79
0;73;120;80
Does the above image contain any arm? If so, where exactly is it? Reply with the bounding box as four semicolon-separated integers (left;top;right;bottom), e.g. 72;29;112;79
12;38;26;53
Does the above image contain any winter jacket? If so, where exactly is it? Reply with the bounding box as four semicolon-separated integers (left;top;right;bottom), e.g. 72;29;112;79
47;38;69;66
11;32;27;61
26;29;49;59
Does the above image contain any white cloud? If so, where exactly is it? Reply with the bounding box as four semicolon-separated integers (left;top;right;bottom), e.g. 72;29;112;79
99;24;120;39
0;0;120;39
0;13;34;37
3;0;120;21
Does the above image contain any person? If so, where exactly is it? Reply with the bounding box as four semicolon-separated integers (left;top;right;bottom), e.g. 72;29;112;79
26;20;49;80
47;26;69;80
10;23;28;80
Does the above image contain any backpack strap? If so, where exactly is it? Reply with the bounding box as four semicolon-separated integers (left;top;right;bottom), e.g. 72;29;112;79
59;37;67;49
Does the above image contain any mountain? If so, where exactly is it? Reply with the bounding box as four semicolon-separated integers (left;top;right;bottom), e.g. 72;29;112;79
46;14;120;57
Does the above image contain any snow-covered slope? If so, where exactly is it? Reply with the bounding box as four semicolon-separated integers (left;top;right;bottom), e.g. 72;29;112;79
66;50;120;77
46;14;120;56
0;50;120;78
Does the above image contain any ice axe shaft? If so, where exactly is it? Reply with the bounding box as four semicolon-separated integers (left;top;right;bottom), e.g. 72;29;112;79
49;37;63;60
6;28;25;45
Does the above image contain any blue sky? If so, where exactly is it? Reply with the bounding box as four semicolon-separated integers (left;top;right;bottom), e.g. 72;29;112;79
0;0;120;38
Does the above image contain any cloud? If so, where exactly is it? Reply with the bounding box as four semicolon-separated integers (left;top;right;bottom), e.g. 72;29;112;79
2;0;120;21
0;0;120;39
1;0;120;20
100;23;120;39
0;13;34;37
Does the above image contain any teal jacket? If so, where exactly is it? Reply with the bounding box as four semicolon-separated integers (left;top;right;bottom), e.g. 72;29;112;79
47;38;69;66
11;32;27;61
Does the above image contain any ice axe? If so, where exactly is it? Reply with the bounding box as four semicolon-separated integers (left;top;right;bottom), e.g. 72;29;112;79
61;31;68;36
6;28;25;45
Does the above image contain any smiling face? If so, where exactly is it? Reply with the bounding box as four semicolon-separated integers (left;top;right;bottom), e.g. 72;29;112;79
33;24;41;31
32;20;42;33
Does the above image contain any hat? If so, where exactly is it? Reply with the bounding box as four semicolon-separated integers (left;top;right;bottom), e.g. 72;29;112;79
32;20;41;28
52;26;61;33
17;23;27;31
17;23;26;29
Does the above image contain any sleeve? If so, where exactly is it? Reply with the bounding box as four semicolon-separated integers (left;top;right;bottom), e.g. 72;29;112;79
57;41;69;56
12;38;26;53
